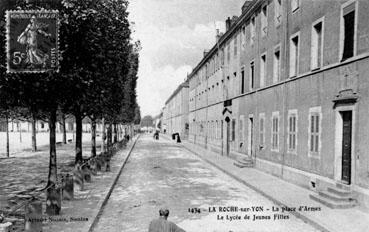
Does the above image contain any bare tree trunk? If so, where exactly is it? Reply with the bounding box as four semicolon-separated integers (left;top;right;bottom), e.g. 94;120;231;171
62;114;67;144
107;123;112;155
18;122;22;143
101;118;105;153
32;114;37;152
91;118;96;157
46;109;60;215
75;113;83;164
113;124;117;143
6;115;9;158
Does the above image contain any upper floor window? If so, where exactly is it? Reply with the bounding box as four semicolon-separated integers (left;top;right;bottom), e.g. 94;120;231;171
241;68;245;94
291;0;299;13
227;43;231;63
261;5;268;37
250;17;256;45
311;19;324;69
260;53;266;87
221;48;225;66
234;35;238;57
250;61;255;90
274;0;282;26
341;1;357;61
289;33;299;77
242;26;246;50
273;46;281;83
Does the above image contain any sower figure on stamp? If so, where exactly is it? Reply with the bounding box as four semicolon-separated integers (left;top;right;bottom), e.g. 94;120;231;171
148;208;186;232
17;15;51;68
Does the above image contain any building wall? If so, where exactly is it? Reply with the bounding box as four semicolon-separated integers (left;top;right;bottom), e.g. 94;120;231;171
186;0;369;203
163;83;189;138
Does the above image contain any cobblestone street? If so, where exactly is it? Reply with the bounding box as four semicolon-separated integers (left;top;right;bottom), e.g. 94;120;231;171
93;135;319;232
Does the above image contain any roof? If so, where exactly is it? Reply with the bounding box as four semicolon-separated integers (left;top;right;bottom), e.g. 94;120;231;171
187;0;262;80
164;81;189;105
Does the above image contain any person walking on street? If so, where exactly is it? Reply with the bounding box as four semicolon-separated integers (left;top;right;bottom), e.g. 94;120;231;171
148;208;185;232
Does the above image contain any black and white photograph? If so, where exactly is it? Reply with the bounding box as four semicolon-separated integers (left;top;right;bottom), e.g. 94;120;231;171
1;0;369;231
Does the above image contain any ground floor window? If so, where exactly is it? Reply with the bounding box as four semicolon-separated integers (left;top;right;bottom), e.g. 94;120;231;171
271;112;279;151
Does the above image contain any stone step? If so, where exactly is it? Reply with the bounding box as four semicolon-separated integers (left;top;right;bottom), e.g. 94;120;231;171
327;187;352;197
233;161;254;168
336;181;351;191
310;194;357;209
318;190;355;202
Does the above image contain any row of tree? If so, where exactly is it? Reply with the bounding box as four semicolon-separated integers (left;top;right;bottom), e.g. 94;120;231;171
0;0;140;214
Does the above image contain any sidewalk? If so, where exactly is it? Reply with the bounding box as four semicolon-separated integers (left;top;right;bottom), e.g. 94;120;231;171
162;135;369;232
42;135;139;232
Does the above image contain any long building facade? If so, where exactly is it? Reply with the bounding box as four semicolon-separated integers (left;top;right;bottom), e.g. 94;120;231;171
181;0;369;208
163;81;190;139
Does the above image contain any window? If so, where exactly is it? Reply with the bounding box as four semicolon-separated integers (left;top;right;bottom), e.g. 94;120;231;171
273;46;281;83
287;110;298;153
341;2;356;61
289;33;299;77
241;68;245;94
250;61;255;89
274;0;282;26
259;113;265;149
260;54;266;87
311;19;324;69
309;107;321;156
232;119;236;141
291;0;299;12
227;43;231;63
221;48;225;66
239;117;243;143
250;17;256;44
234;35;238;57
242;26;246;50
271;112;279;151
261;5;268;36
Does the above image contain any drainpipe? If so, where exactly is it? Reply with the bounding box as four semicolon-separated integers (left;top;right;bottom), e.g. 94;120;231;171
281;0;290;178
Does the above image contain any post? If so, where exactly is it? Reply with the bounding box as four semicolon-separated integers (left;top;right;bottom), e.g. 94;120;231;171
31;114;37;152
5;115;9;158
101;118;105;153
91;118;96;157
61;173;74;200
24;201;42;232
73;163;84;191
62;114;67;144
46;109;61;215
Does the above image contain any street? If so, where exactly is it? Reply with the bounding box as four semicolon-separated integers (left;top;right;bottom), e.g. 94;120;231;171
93;135;319;232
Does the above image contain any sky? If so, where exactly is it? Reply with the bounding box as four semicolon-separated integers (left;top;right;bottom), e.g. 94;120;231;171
128;0;245;117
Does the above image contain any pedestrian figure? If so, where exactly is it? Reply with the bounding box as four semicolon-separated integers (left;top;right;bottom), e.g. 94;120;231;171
153;130;159;140
148;208;185;232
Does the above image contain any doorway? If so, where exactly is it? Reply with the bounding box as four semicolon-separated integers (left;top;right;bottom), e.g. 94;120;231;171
341;111;352;184
248;116;254;157
225;117;230;156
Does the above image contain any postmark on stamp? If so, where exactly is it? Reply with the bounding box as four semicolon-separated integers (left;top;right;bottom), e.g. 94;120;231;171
5;10;59;73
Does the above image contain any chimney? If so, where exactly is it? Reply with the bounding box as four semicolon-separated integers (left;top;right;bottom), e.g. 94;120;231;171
225;17;232;31
232;15;239;23
203;49;210;57
242;0;253;13
216;29;221;42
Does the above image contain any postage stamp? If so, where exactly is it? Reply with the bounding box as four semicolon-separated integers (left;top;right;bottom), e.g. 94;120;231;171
5;10;59;73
